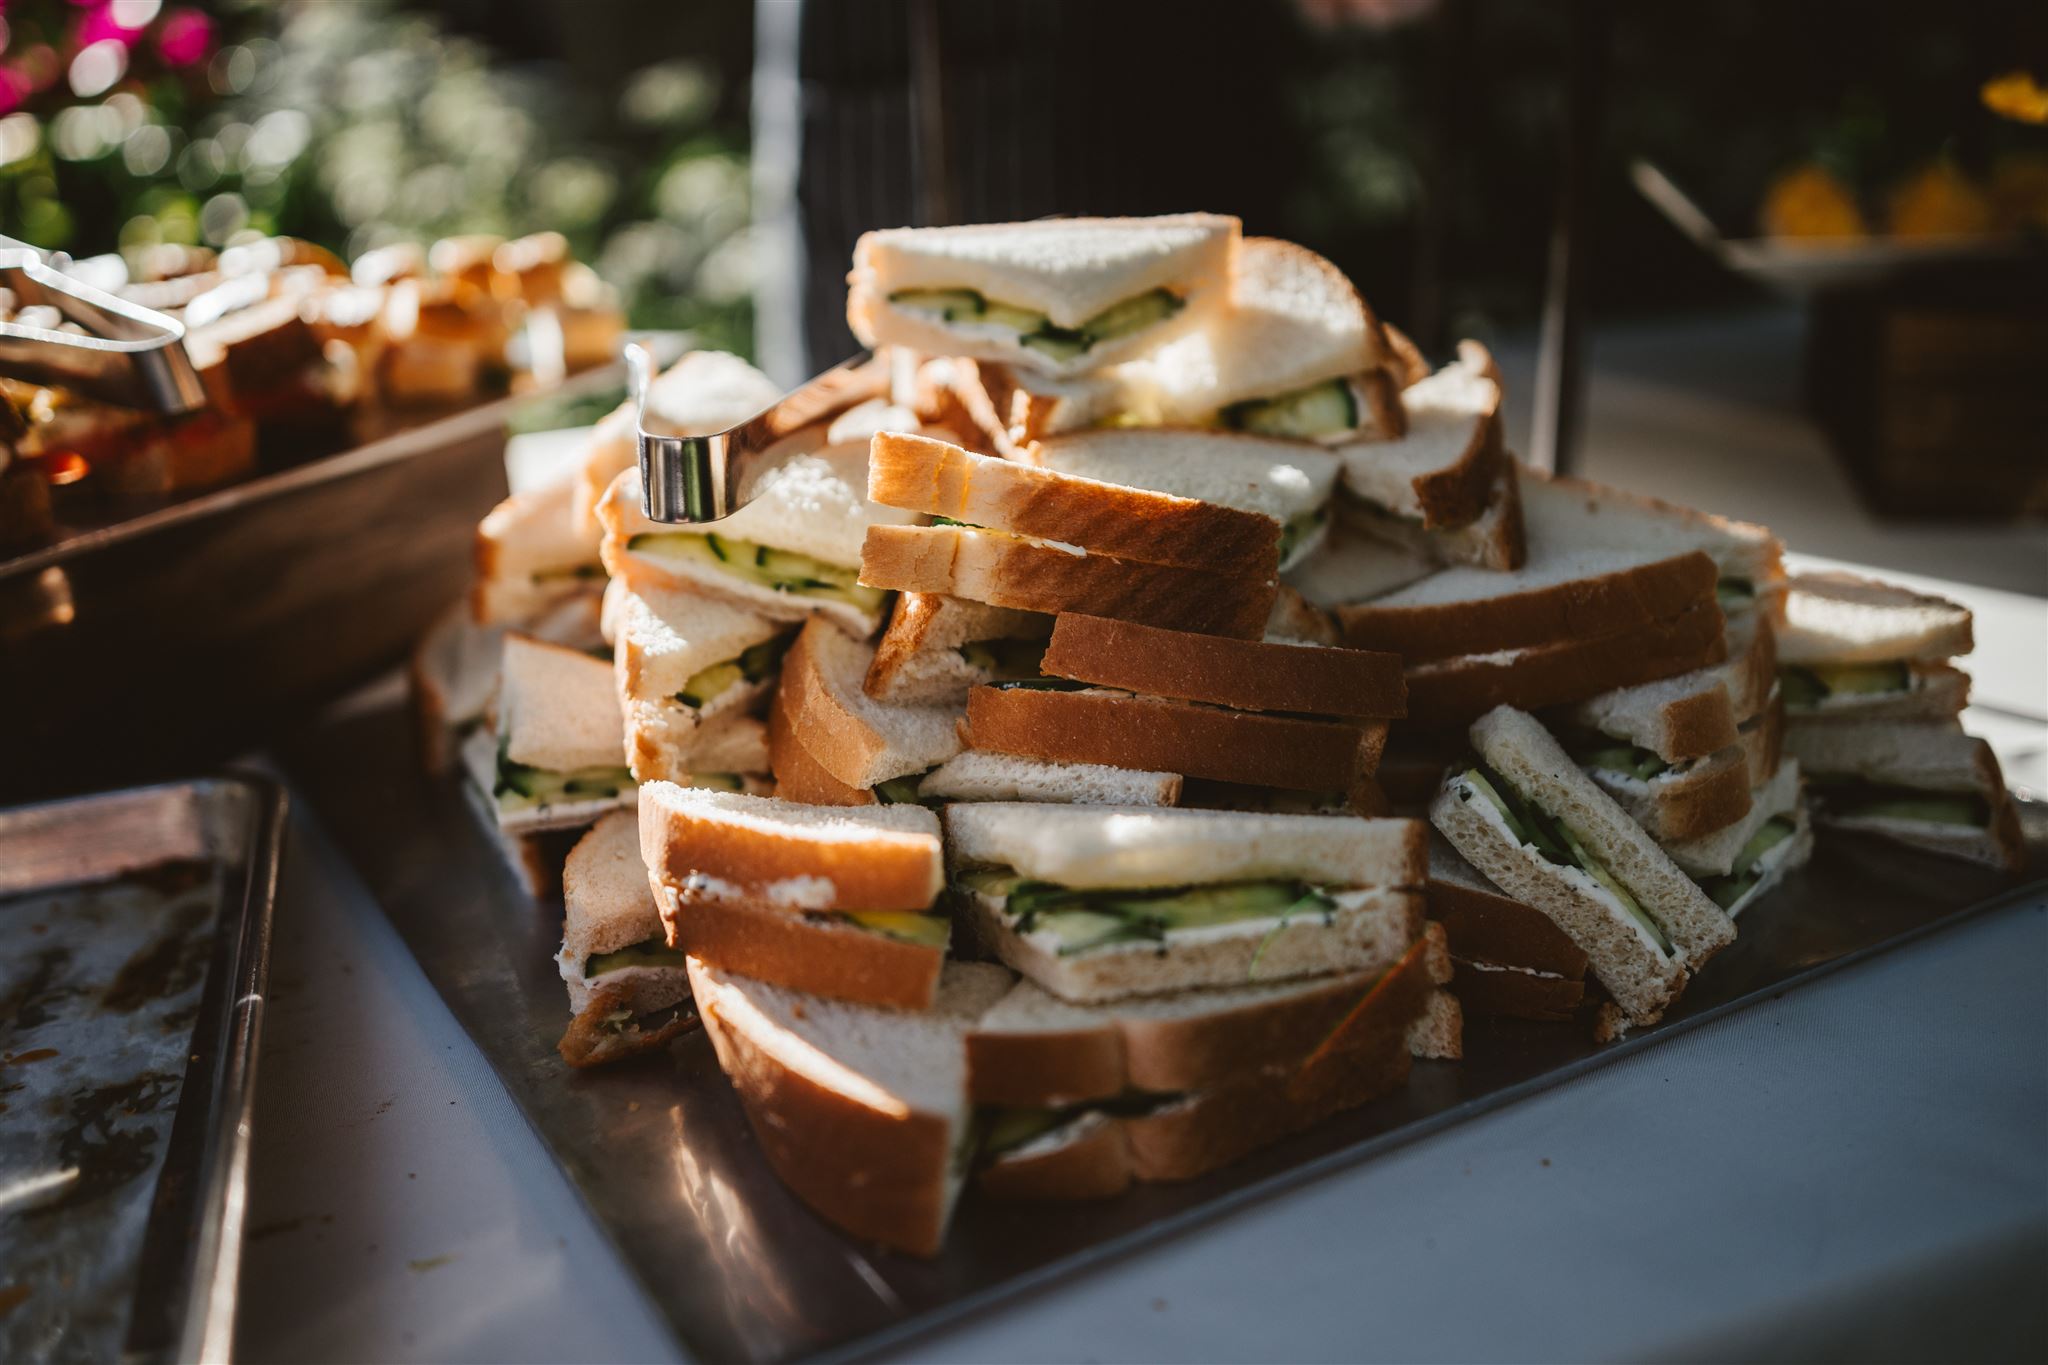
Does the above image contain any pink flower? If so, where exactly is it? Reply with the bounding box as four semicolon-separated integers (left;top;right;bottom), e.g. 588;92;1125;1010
156;8;212;67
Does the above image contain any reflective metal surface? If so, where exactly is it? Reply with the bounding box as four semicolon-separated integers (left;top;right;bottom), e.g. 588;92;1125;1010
633;342;887;523
0;248;206;415
0;776;286;1364
287;698;2046;1365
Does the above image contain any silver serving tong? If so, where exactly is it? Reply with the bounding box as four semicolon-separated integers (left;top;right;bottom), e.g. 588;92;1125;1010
630;341;890;523
0;244;207;414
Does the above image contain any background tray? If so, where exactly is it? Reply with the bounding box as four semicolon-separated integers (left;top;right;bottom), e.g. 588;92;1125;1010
0;775;286;1364
285;694;2045;1365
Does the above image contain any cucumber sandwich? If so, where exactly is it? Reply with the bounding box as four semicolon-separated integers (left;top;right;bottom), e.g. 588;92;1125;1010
1775;571;1973;723
943;802;1426;1005
598;432;916;636
1786;722;2024;873
462;633;637;835
1430;706;1739;1027
847;214;1239;379
553;811;696;1068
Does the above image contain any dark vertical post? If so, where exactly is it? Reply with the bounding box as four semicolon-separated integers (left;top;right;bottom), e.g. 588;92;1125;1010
1530;0;1609;475
910;0;953;227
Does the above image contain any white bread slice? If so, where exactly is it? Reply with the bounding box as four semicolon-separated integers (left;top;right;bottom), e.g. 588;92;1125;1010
689;957;1014;1256
623;697;774;786
942;802;1425;890
1284;523;1438;608
654;880;945;1011
1336;340;1502;528
1429;771;1685;1026
848;215;1237;378
555;811;678;1012
863;592;1051;705
1406;989;1464;1061
1334;459;1526;572
1332;470;1725;661
1716;799;1814;919
1588;744;1753;844
1142;237;1383;423
1782;660;1970;723
779;616;963;788
460;727;632;835
599;438;917;633
1520;465;1784;589
961;883;1423;1004
860;523;1278;640
944;357;1134;452
917;751;1181;806
639;782;943;911
1020;428;1338;570
967;945;1425;1105
1469;706;1737;965
1564;604;1775;763
1662;759;1806;877
499;633;625;773
611;581;786;706
1777;572;1974;665
1785;721;2025;874
410;602;507;774
571;349;780;536
867;431;1282;572
684;710;770;775
473;479;603;625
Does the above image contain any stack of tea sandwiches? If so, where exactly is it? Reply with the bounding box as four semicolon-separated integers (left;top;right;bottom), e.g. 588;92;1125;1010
409;213;2027;1256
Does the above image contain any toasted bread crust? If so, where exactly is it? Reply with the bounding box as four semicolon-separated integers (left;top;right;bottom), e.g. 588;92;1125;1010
1403;604;1728;727
869;432;1281;573
767;678;876;805
778;618;886;791
1335;549;1719;662
639;791;940;912
1401;339;1506;528
1041;613;1406;719
1729;611;1779;721
967;1023;1129;1109
692;966;954;1257
1597;750;1755;843
977;1116;1134;1201
659;883;941;1009
1744;689;1785;786
1427;878;1591;979
860;524;1276;640
1380;322;1432;388
1449;962;1587;1021
964;686;1387;792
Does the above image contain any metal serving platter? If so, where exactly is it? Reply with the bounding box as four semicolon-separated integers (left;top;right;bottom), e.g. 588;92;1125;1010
0;775;287;1364
286;693;2048;1364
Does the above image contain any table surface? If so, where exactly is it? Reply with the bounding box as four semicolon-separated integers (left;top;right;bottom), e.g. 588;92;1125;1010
233;314;2048;1363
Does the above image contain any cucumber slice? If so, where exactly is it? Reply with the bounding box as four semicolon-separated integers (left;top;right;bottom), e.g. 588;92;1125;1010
1578;743;1669;782
1081;287;1183;342
1732;815;1796;871
1701;870;1760;911
983;1106;1067;1156
627;532;886;616
957;637;1047;680
981;302;1049;333
1020;327;1091;365
1277;509;1329;567
1848;796;1982;826
872;774;926;805
1039;909;1165;955
494;752;633;813
1811;661;1910;696
889;288;986;322
1778;665;1829;709
675;660;744;710
584;936;687;978
1221;378;1358;439
1716;577;1755;610
844;910;951;949
739;632;795;681
956;868;1024;898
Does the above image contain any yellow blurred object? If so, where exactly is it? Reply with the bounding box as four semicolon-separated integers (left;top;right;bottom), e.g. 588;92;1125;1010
1760;163;1869;240
1981;71;2048;125
1989;152;2048;232
1887;162;1997;239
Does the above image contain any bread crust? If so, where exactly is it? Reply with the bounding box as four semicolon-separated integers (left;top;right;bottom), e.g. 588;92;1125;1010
863;591;1050;704
869;432;1281;573
1450;962;1586;1021
860;524;1277;640
1426;877;1591;979
1403;603;1729;727
1590;745;1754;844
1042;613;1406;719
1335;549;1719;662
1743;688;1785;786
767;678;876;805
977;1115;1134;1201
657;881;941;1009
1379;321;1432;388
692;964;954;1257
778;617;889;791
638;787;941;912
964;686;1387;792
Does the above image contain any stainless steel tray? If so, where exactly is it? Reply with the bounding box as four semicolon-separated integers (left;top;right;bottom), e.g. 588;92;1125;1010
284;697;2047;1365
0;774;287;1364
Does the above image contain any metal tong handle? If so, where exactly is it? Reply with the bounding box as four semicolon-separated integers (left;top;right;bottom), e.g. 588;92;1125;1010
0;246;207;414
631;342;889;523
